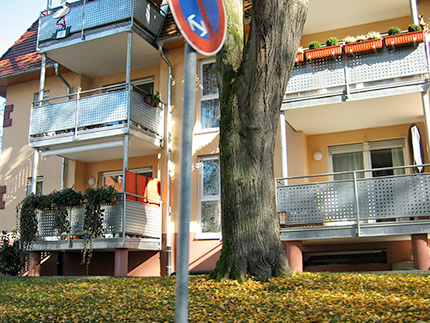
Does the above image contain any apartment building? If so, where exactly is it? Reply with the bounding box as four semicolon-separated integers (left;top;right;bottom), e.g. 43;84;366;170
0;0;429;276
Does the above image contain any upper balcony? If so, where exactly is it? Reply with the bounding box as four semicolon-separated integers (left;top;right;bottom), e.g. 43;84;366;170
37;0;166;78
29;83;164;162
276;165;430;241
283;38;430;135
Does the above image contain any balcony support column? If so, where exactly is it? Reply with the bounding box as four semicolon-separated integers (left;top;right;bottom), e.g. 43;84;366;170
286;241;303;272
28;252;41;277
422;91;430;160
114;249;128;277
122;134;129;248
126;31;132;85
412;234;429;270
279;112;288;182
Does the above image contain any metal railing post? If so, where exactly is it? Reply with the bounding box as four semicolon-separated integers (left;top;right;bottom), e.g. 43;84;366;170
353;171;361;237
74;87;81;140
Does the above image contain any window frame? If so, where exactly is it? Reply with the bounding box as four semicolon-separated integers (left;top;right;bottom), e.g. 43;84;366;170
198;58;220;132
197;155;221;239
100;167;153;192
328;139;407;179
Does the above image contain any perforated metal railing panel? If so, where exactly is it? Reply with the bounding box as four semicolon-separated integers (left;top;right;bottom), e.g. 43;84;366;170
286;57;346;94
30;100;77;135
133;0;165;36
347;44;428;84
285;43;428;96
357;174;430;220
30;90;129;136
277;181;356;225
125;200;161;238
276;173;430;226
38;0;132;42
130;91;163;137
37;200;161;239
78;91;129;127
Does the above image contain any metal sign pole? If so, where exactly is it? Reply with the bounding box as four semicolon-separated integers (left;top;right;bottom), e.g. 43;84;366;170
175;42;197;323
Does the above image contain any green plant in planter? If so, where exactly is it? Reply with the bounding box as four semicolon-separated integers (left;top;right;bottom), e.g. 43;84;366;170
145;92;161;107
408;24;422;32
325;37;339;47
308;41;321;49
388;26;402;35
81;186;117;274
16;194;47;249
48;188;83;236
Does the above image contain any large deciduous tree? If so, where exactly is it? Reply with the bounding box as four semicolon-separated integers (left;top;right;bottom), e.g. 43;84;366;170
210;0;309;281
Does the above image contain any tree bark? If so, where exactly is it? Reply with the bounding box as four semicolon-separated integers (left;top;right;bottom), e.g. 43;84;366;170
210;0;308;281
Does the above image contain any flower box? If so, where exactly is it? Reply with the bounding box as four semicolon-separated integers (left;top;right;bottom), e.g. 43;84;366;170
384;30;424;48
295;52;304;63
305;45;343;60
344;38;383;55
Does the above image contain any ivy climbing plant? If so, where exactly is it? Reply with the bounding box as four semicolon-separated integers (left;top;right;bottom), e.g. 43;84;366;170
81;186;117;275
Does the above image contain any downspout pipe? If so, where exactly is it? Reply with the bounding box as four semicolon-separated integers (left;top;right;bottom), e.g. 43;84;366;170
158;42;173;276
54;63;71;190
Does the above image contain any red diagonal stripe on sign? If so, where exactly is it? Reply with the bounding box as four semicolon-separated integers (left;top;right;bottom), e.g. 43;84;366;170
195;0;215;38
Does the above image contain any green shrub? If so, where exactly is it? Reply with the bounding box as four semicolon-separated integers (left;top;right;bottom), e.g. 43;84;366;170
0;229;26;276
325;37;338;46
408;24;422;32
388;26;402;35
308;41;321;49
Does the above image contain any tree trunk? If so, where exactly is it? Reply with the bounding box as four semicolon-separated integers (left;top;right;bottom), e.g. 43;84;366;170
210;0;308;281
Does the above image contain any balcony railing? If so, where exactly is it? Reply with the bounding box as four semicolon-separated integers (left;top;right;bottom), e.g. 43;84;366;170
276;165;430;241
284;41;430;109
34;193;162;250
38;0;165;48
29;84;164;148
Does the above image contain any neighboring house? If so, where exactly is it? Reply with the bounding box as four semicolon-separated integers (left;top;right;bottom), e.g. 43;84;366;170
0;0;429;276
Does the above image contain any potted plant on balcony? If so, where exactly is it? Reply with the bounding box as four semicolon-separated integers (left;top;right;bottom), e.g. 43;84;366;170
343;31;383;55
305;38;343;60
144;92;161;107
384;25;424;48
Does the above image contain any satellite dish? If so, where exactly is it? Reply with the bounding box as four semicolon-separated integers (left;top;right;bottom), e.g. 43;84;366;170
53;1;70;19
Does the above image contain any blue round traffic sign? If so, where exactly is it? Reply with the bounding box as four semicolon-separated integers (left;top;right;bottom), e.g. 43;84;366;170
170;0;227;56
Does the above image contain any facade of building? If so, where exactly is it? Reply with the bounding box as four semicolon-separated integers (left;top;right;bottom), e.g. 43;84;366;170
0;0;429;276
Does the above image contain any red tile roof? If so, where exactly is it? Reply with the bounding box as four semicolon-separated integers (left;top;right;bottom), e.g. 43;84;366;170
0;20;51;79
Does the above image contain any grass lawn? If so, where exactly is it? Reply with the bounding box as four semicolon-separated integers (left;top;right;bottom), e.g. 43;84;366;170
0;272;429;322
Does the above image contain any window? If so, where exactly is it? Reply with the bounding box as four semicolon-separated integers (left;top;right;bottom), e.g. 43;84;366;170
199;156;221;234
105;78;154;96
329;139;406;180
101;167;152;192
199;59;219;129
27;176;43;196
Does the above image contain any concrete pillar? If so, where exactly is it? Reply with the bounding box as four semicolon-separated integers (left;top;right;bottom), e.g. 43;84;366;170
286;241;303;272
114;249;128;277
28;252;41;277
412;234;429;270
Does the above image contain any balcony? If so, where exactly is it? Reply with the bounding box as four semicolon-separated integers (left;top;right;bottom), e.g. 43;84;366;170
283;41;430;135
29;84;164;161
276;165;430;241
32;193;162;251
38;0;166;78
